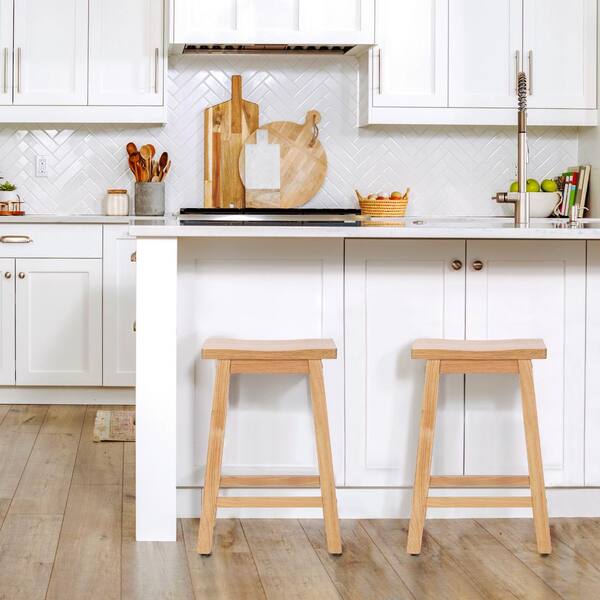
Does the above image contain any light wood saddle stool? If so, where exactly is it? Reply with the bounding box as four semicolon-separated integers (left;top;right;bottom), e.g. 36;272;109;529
407;338;551;555
197;338;342;555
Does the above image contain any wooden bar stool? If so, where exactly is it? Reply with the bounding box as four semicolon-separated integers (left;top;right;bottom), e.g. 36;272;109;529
197;338;342;555
407;338;552;556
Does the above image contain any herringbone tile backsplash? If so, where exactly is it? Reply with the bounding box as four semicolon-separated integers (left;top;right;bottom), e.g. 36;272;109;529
0;55;579;216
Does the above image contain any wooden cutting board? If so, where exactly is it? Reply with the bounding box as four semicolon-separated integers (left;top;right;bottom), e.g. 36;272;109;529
239;110;327;208
204;75;259;208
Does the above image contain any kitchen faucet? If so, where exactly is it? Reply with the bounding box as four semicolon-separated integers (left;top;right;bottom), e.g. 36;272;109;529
493;71;530;226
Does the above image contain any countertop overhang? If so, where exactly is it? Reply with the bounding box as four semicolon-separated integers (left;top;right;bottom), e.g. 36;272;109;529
128;216;600;240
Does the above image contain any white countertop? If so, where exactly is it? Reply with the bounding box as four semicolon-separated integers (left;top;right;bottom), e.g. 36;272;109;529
128;216;600;240
0;214;158;224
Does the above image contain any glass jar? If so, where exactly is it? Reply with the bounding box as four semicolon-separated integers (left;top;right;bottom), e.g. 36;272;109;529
105;189;129;216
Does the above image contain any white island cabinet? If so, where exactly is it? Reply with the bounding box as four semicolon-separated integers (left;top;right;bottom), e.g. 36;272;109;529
0;258;14;385
345;240;465;486
465;241;586;487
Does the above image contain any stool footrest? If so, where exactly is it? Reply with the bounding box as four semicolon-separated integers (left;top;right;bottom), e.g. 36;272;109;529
427;496;532;508
220;475;320;488
430;475;530;488
216;496;323;508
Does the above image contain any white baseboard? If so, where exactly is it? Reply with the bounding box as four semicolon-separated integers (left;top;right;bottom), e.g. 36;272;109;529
0;386;135;405
176;487;600;519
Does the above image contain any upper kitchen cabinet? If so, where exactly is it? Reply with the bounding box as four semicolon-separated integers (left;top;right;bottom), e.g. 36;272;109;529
360;0;597;126
89;0;164;106
523;0;596;110
0;0;13;106
13;0;88;105
171;0;375;47
371;0;447;108
0;0;167;122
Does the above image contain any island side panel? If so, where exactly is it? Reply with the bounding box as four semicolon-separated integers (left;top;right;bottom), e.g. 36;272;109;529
136;237;178;541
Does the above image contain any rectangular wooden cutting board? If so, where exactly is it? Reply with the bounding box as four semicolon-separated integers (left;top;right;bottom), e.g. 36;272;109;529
204;75;259;208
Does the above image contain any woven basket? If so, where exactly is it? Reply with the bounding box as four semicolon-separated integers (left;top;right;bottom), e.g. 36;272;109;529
355;190;409;218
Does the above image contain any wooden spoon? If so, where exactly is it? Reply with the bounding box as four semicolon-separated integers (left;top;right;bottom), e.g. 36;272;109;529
129;152;142;182
160;159;171;182
139;145;152;181
158;151;168;175
126;142;137;157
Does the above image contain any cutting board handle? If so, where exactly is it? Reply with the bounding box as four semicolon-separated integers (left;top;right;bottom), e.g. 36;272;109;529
304;110;321;148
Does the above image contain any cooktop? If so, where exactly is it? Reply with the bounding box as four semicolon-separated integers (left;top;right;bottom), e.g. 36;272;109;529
178;208;362;227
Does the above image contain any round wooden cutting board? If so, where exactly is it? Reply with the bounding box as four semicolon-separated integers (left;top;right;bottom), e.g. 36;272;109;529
240;110;327;208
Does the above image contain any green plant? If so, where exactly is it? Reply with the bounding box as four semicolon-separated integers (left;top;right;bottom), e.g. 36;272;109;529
0;181;17;192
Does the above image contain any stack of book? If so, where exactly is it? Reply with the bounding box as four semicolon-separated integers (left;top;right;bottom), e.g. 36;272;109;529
556;165;591;217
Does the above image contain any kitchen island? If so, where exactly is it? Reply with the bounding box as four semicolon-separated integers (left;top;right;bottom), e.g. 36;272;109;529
131;217;600;541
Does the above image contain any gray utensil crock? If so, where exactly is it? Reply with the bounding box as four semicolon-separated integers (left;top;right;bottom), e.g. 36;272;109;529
135;182;165;216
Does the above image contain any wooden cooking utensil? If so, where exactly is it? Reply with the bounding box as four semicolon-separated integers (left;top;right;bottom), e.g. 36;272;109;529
204;75;259;208
126;142;137;157
139;145;152;181
158;151;168;174
160;160;171;182
239;110;327;208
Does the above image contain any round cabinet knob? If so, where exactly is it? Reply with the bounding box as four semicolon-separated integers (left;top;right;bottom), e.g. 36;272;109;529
4;271;11;279
18;272;26;279
472;260;484;271
450;260;463;271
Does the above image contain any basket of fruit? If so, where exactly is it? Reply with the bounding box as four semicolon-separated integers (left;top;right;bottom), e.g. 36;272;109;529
355;189;409;218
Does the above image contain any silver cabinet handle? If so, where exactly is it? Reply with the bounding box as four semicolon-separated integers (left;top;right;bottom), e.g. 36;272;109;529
4;271;11;279
2;48;7;94
514;50;520;94
528;50;533;95
18;272;25;279
378;48;383;93
451;260;463;271
472;260;484;271
0;235;32;243
16;47;21;94
133;320;136;332
154;47;159;94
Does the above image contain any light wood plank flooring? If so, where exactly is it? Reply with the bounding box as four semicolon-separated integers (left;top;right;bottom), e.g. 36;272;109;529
0;404;599;600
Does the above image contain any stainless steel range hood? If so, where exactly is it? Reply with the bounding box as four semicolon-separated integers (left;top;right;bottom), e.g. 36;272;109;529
173;44;360;56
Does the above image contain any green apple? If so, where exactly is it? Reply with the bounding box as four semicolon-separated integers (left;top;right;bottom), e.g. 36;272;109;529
509;181;519;192
541;179;558;192
527;179;540;192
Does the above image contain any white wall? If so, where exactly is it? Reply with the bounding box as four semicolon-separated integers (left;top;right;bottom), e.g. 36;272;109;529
0;55;579;216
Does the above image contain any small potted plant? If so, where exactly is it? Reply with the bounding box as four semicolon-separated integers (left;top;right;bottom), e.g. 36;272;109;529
0;181;18;202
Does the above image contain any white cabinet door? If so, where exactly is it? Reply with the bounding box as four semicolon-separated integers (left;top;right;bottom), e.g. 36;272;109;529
173;0;374;45
449;0;522;108
0;0;12;106
345;240;465;486
16;259;102;386
585;242;600;485
89;0;164;106
0;258;14;385
177;239;344;488
13;0;88;105
524;0;596;109
372;0;448;108
103;226;136;387
465;241;585;486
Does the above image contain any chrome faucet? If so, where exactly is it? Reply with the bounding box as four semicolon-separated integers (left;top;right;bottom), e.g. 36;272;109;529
493;71;530;226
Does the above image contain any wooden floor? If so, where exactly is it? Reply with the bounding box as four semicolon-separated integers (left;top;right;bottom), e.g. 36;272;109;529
1;405;600;599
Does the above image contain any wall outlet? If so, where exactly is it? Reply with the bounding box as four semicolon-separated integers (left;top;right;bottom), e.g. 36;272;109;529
36;156;48;177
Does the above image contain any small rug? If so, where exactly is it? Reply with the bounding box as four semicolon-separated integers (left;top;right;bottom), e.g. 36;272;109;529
93;410;135;442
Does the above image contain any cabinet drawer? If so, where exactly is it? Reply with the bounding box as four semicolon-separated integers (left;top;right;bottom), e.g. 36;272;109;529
0;225;102;258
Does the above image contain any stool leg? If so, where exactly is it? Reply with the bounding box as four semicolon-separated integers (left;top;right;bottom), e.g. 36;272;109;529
518;359;552;555
407;359;441;555
308;359;342;555
197;359;231;554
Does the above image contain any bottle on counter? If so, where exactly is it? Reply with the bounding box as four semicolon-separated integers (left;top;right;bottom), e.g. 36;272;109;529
104;189;129;216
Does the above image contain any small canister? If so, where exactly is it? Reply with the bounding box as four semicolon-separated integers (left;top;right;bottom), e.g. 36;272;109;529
105;189;129;216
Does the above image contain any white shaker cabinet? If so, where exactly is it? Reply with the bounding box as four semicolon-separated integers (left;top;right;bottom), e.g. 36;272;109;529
13;0;88;105
172;0;375;45
464;241;586;487
89;0;164;106
345;240;465;486
103;226;136;386
449;0;522;108
372;0;448;108
0;0;12;106
523;0;597;110
0;258;14;385
15;258;102;386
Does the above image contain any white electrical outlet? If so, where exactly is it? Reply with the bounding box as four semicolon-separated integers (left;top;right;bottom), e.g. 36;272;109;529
36;156;48;177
